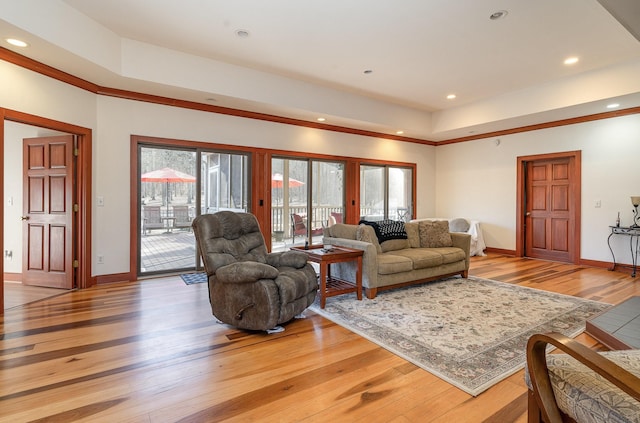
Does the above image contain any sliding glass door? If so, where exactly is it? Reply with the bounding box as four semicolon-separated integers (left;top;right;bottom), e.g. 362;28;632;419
271;157;344;250
138;145;249;276
360;164;413;222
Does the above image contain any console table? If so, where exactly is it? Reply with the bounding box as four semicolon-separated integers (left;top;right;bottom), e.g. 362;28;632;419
607;226;640;277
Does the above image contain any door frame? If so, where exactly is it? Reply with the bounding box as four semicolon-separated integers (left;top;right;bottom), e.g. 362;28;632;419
1;108;93;312
516;150;581;263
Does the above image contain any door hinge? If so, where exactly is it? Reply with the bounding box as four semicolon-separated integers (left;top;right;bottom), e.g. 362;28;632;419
73;260;79;268
74;148;79;157
74;203;79;212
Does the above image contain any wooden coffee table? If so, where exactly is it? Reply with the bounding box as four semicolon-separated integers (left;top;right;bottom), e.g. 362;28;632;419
585;296;640;349
291;245;363;308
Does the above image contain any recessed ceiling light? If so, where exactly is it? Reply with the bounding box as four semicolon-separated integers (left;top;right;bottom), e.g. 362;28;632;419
396;130;404;135
235;29;250;38
489;10;508;20
205;97;217;102
564;57;579;65
6;38;28;47
363;69;373;75
446;94;457;100
317;117;326;122
606;103;620;109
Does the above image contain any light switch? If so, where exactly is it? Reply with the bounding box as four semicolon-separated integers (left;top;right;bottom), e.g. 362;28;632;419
97;196;104;207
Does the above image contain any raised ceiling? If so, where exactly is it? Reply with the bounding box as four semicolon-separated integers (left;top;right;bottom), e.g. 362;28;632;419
1;0;640;141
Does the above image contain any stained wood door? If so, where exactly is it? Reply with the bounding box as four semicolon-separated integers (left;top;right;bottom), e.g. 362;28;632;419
22;135;75;289
525;157;575;263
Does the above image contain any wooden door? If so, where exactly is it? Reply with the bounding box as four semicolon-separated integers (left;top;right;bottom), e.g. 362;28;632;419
22;135;75;289
525;157;576;263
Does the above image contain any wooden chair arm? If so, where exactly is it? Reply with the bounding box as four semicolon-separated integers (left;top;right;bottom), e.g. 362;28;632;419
527;332;640;423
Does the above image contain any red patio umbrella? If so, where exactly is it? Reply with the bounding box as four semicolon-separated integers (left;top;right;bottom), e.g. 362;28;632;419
141;167;196;207
271;173;304;188
272;173;304;205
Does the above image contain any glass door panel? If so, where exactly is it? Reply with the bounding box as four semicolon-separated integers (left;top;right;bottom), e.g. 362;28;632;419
200;152;249;214
272;158;308;249
139;146;197;275
360;165;385;221
389;167;413;221
312;160;344;233
360;164;413;221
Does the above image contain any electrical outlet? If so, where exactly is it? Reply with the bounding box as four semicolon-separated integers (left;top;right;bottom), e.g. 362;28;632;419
4;250;12;260
595;200;601;208
97;255;104;264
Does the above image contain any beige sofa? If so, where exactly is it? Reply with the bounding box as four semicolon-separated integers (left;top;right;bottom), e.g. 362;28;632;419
322;220;471;299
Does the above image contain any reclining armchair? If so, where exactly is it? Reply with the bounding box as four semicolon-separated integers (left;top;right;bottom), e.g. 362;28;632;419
192;211;318;332
526;332;640;423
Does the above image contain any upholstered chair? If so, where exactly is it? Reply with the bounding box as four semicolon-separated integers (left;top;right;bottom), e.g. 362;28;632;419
192;211;318;332
526;332;640;423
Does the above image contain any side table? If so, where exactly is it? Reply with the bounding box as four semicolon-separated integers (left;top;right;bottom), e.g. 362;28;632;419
291;245;363;308
607;226;640;277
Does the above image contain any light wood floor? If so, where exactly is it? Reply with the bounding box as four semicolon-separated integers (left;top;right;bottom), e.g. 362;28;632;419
1;254;638;423
3;281;69;310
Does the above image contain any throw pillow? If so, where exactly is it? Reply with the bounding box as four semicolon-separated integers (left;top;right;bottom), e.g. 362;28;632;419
449;218;470;233
404;222;420;248
419;220;453;248
356;224;382;253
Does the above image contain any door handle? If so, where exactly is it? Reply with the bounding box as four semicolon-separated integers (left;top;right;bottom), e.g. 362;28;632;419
21;216;29;220
525;212;531;217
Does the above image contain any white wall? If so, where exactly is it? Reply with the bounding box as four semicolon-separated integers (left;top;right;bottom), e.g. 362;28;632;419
435;114;640;264
93;96;436;275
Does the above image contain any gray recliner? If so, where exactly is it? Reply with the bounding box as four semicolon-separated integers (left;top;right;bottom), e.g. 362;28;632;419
192;211;318;332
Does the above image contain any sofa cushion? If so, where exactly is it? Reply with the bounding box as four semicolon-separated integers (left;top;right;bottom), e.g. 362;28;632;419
380;238;410;252
419;220;453;248
449;218;470;233
356;224;382;253
329;223;358;240
405;222;420;248
377;253;414;275
391;248;443;269
432;247;466;264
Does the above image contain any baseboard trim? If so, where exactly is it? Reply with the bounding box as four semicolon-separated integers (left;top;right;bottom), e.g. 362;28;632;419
484;247;516;256
3;272;22;282
94;272;133;285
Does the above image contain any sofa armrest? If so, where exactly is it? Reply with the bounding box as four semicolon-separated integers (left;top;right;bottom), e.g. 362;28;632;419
323;236;379;288
451;232;471;270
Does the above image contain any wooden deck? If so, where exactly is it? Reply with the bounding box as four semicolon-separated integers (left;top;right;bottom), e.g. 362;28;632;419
1;254;638;422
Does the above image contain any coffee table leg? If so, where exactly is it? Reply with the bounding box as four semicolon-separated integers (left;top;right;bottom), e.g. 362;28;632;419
319;262;327;308
356;256;363;300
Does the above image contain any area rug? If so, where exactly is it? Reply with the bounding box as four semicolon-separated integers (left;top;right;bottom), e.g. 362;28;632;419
180;272;207;285
310;276;611;396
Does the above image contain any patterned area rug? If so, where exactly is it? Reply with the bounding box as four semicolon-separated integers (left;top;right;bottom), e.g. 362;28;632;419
180;272;207;285
310;276;611;396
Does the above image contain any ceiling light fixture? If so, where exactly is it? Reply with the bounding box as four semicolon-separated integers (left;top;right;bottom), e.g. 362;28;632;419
317;117;326;122
446;94;457;100
235;29;250;38
363;69;373;75
6;38;28;47
489;10;508;20
396;130;404;135
607;103;620;109
564;57;579;65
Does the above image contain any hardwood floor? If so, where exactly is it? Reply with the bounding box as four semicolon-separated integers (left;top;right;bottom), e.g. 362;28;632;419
1;254;638;422
3;281;69;310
